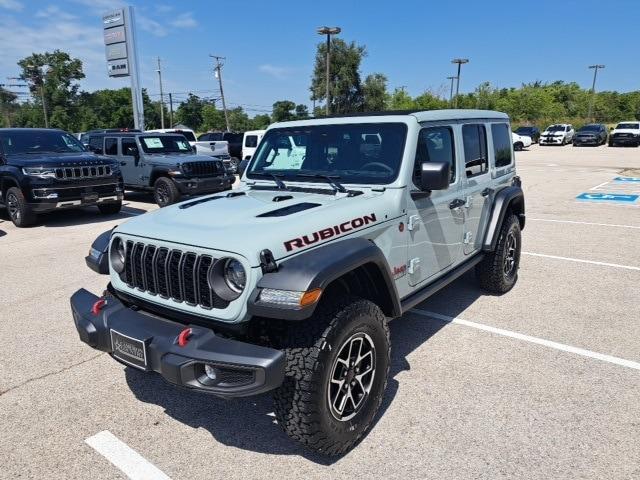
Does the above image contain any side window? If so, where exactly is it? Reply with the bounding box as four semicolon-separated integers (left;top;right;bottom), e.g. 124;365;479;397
490;123;513;168
121;138;137;157
413;126;455;188
462;124;488;177
88;136;103;153
245;135;258;148
104;137;118;155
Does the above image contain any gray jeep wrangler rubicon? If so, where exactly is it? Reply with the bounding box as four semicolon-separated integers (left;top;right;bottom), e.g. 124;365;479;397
71;110;524;455
85;132;235;207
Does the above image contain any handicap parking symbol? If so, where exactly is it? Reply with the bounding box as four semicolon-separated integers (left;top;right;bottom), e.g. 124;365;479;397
613;177;640;183
576;192;639;203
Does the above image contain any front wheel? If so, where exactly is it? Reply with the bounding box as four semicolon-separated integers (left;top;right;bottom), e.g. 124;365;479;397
153;177;181;207
6;187;36;227
514;142;523;151
273;296;390;456
476;213;521;293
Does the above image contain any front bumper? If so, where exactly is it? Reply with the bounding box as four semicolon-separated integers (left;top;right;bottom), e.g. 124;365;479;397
539;136;564;145
70;288;285;397
27;180;123;213
611;136;639;146
173;174;235;194
573;137;599;145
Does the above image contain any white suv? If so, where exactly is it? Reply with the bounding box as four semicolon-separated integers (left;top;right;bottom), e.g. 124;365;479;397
540;124;574;145
608;121;640;147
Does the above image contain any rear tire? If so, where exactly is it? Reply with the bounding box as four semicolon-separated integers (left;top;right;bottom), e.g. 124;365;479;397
153;177;181;207
476;213;521;294
97;201;122;215
5;187;36;227
273;296;390;456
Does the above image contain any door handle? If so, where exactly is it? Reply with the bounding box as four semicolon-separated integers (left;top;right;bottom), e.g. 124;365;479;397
120;161;127;166
449;199;465;209
481;188;492;197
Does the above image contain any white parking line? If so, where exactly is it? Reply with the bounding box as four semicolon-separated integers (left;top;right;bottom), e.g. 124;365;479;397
590;181;609;190
85;431;172;480
522;252;640;271
528;218;640;230
412;309;640;371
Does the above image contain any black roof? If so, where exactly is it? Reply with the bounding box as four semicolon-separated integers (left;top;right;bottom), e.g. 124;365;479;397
0;128;65;132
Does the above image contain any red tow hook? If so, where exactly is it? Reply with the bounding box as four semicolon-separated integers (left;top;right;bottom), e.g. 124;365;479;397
177;328;193;347
91;298;106;316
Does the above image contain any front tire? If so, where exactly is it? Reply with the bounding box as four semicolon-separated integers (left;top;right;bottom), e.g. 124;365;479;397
6;187;36;227
153;177;181;207
514;142;523;151
476;213;521;293
97;201;122;215
273;296;390;456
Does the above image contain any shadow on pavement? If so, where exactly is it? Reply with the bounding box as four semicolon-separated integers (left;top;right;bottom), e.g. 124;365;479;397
124;271;485;463
40;203;148;228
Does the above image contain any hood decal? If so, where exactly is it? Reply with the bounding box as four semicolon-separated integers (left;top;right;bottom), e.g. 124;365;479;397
284;213;377;252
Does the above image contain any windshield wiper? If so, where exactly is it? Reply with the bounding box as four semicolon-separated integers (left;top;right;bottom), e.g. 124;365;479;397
251;172;288;190
295;173;347;193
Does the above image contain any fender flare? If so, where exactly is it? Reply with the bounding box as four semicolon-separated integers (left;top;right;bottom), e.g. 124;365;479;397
247;237;402;321
85;228;114;274
482;185;525;252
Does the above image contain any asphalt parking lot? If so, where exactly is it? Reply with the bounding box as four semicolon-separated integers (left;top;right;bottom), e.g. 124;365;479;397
0;145;638;479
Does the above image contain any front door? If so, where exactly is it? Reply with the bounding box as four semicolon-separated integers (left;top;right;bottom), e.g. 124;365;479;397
407;125;464;287
120;137;144;186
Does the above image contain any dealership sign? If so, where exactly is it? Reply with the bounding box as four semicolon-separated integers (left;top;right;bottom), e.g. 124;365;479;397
103;10;129;77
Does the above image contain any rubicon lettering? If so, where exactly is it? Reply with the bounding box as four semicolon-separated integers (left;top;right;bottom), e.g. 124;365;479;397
284;213;377;251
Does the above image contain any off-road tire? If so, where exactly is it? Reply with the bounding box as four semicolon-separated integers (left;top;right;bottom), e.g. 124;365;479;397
476;213;521;293
6;187;36;227
153;177;181;207
273;296;390;456
97;200;122;215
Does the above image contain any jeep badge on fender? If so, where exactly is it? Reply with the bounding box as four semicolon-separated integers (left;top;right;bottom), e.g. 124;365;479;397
70;109;524;456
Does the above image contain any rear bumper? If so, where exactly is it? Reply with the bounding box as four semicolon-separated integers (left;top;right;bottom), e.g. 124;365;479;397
173;175;234;194
70;288;285;397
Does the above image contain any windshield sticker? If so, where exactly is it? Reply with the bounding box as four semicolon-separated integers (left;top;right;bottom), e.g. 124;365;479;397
177;141;189;151
143;137;163;148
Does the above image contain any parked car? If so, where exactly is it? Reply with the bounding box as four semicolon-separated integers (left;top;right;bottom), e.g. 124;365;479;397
242;129;266;160
0;128;123;227
514;126;540;143
74;109;525;455
539;124;574;145
198;132;243;161
83;131;234;207
143;128;232;170
608;121;640;147
512;131;532;151
573;124;608;146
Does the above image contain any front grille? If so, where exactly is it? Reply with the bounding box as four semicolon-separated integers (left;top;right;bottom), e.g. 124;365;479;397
183;161;222;177
55;164;113;180
123;240;229;310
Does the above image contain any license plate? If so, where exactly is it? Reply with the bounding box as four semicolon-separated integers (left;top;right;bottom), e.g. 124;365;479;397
110;329;147;370
82;192;99;203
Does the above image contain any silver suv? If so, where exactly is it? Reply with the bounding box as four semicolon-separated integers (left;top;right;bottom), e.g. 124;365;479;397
72;109;525;455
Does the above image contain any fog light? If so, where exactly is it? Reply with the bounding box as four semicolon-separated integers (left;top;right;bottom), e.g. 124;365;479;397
204;364;218;381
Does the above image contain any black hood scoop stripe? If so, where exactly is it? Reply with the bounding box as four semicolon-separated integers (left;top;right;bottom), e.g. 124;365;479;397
257;202;321;218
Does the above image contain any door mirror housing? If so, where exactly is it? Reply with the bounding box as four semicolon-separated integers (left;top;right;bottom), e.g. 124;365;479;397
125;146;139;158
88;145;103;155
419;161;450;191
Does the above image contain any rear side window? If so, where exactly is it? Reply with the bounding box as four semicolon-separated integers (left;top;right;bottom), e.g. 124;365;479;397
245;135;258;148
414;126;456;187
491;123;513;168
89;136;103;153
462;124;488;177
104;137;118;155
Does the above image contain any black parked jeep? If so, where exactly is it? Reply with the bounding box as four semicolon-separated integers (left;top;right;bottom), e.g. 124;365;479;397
0;128;123;227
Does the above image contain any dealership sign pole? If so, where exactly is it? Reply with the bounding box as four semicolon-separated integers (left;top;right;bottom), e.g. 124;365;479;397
103;6;144;130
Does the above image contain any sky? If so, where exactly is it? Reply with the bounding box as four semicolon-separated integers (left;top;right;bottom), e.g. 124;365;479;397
1;0;639;116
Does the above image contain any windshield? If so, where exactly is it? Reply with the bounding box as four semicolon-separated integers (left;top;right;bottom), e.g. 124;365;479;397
516;127;534;133
547;125;565;132
0;130;86;155
247;123;407;185
139;135;192;154
166;130;196;142
579;125;600;132
616;123;639;130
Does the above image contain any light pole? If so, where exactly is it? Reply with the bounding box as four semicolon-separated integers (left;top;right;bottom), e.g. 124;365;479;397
446;76;457;106
26;64;49;128
587;64;605;122
156;57;165;129
317;26;341;116
451;58;469;108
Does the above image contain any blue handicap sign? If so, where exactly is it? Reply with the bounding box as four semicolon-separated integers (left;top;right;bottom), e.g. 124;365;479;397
576;192;639;203
614;177;640;183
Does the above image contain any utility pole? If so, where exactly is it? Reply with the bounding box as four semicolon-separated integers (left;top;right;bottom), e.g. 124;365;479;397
317;26;341;116
588;64;605;122
168;92;173;127
156;57;165;129
210;54;230;132
447;76;457;106
451;58;469;108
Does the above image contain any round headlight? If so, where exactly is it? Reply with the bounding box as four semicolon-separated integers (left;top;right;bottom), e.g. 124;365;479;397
110;236;126;273
224;258;246;292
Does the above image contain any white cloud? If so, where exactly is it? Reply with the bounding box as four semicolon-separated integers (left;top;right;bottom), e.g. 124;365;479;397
170;12;197;28
0;0;23;11
258;64;293;80
137;15;168;37
35;5;77;21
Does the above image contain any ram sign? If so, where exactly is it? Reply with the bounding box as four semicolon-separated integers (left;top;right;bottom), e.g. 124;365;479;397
103;9;129;77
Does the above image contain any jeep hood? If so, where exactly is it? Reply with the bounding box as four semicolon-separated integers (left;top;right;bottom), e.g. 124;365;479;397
146;153;223;164
115;186;399;265
6;152;114;167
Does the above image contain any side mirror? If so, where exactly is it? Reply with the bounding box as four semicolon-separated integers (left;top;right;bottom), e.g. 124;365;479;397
237;159;250;178
419;161;450;191
88;145;103;154
125;146;139;157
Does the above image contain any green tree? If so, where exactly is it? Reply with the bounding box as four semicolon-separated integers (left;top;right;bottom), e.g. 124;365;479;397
0;87;18;127
362;73;388;111
388;88;415;110
310;39;366;114
250;114;271;130
272;100;296;122
175;94;206;130
295;104;310;119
